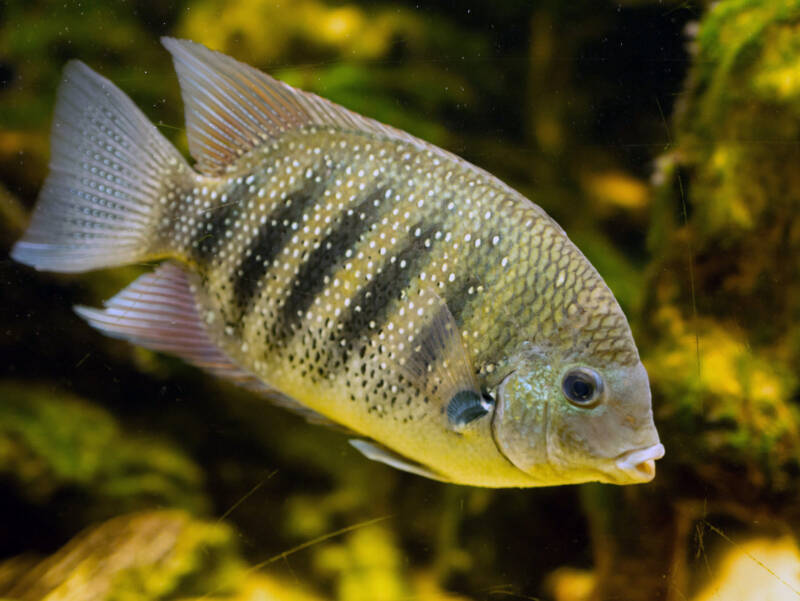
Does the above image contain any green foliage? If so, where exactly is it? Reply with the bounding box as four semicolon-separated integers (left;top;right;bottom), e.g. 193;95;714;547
314;525;408;601
590;5;800;597
176;0;491;148
0;1;180;130
646;317;800;487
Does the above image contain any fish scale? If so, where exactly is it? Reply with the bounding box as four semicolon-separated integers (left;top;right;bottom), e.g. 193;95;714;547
12;38;664;487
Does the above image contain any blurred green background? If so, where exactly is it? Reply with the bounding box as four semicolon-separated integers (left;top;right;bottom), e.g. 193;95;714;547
2;0;800;600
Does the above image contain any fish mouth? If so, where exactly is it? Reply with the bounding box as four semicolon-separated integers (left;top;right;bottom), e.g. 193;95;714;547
613;443;665;483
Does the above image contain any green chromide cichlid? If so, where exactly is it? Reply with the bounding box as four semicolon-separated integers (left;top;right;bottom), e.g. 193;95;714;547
12;38;664;487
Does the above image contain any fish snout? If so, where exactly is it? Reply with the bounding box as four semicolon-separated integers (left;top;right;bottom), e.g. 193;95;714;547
613;443;665;483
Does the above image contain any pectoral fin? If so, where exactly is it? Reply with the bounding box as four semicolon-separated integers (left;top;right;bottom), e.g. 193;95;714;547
349;439;449;482
381;286;491;430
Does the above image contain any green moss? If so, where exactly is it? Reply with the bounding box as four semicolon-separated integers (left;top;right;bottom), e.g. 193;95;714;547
0;383;208;516
669;0;800;239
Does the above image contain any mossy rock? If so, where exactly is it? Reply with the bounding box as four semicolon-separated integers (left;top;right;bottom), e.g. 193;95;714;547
643;0;800;486
0;382;208;517
649;0;800;321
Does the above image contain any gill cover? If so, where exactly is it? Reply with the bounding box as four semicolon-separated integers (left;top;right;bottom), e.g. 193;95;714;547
492;360;554;482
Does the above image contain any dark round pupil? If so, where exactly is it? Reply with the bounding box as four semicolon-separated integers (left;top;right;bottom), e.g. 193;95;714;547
571;378;592;400
563;372;597;404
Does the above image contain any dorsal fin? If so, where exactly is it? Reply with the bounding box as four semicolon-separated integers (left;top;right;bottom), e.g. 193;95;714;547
162;37;429;175
381;286;491;430
74;262;338;427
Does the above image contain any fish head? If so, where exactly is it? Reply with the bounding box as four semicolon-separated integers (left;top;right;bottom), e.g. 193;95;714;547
490;344;663;486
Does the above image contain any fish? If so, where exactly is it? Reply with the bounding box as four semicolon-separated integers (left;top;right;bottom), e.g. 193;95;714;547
11;38;664;487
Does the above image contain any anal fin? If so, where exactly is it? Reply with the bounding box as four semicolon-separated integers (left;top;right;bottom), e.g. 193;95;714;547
75;262;337;427
75;262;253;381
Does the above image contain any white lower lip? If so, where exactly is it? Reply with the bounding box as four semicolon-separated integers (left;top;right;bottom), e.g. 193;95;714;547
615;443;665;482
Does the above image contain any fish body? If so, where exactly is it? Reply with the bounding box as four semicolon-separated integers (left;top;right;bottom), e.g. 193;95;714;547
12;39;664;487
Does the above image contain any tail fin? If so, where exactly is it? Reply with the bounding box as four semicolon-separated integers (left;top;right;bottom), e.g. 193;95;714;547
11;61;193;273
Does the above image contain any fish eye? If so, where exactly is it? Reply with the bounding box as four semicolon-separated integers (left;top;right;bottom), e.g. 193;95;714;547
562;368;604;408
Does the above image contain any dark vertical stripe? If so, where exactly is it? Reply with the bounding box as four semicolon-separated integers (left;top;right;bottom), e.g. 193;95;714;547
271;186;386;345
441;274;480;327
192;202;238;261
191;180;248;261
231;186;320;316
333;221;437;358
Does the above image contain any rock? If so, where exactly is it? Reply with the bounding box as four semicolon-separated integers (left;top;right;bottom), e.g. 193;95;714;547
0;510;331;601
